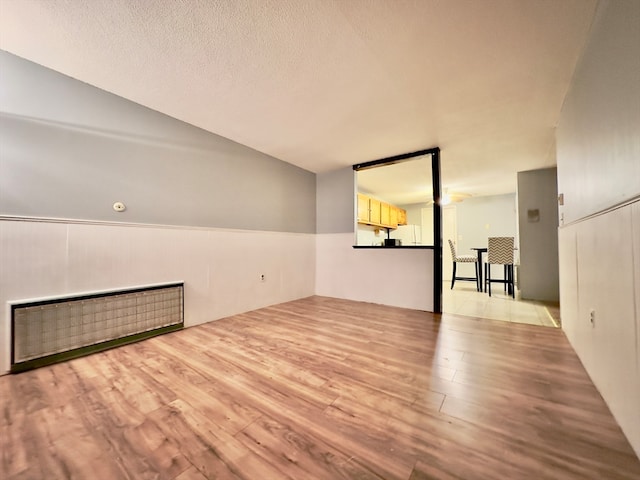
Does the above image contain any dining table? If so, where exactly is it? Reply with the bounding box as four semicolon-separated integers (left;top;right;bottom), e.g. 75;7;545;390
471;247;487;292
471;245;518;293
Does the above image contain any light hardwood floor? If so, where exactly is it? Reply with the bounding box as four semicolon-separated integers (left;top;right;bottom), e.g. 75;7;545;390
1;296;638;479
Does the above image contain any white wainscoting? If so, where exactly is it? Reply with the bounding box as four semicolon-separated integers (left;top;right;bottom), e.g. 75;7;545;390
0;219;315;374
558;200;640;456
315;233;434;312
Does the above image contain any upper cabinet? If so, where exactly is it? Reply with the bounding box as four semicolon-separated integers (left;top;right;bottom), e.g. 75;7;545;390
381;202;390;226
369;197;381;224
397;208;407;226
357;194;369;223
357;193;407;229
389;206;398;227
357;194;380;224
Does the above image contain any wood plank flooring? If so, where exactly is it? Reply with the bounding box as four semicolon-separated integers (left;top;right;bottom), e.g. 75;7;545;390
1;296;639;479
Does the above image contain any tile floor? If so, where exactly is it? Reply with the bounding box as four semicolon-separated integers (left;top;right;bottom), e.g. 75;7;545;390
442;281;560;328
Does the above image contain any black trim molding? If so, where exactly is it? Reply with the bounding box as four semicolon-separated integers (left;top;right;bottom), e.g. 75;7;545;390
353;148;436;171
431;149;442;314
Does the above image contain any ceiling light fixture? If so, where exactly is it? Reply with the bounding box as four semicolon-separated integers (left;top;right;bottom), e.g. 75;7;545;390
440;189;471;206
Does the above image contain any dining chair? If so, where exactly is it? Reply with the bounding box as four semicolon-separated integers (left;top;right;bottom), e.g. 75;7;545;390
448;239;478;290
485;236;515;297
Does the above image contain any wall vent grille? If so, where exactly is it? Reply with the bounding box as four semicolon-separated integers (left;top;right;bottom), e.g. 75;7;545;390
11;283;183;372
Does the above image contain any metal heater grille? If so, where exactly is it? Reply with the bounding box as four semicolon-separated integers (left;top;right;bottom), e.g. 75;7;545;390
11;283;183;372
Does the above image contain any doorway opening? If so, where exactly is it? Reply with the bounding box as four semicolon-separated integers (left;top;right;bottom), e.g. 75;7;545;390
441;197;559;327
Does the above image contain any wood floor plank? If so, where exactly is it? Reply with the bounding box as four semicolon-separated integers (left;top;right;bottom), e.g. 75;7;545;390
121;418;193;478
324;398;535;479
326;375;445;412
169;399;291;479
0;406;29;477
137;360;262;437
148;405;241;479
173;465;210;480
409;459;462;480
2;295;639;479
194;353;416;479
440;395;640;479
236;414;385;480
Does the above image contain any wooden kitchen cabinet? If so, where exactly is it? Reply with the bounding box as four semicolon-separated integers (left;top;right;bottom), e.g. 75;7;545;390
357;194;370;223
389;206;398;227
358;193;382;225
397;208;407;225
369;198;381;224
380;202;390;226
357;193;406;229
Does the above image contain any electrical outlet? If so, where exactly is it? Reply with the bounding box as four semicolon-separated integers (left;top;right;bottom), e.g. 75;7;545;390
260;274;266;282
589;309;595;327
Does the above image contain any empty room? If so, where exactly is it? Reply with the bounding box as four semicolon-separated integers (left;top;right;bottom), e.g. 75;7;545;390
1;1;639;479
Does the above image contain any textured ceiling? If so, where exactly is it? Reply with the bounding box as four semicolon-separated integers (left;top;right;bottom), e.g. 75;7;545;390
0;0;598;200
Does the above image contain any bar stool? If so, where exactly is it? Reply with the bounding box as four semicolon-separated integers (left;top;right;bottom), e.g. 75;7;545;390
448;239;479;290
485;237;515;297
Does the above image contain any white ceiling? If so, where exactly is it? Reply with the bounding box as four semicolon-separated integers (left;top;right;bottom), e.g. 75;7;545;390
0;0;597;200
357;155;433;206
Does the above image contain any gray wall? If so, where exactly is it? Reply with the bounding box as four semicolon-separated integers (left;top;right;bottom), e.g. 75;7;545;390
517;167;559;302
556;0;640;224
316;167;355;234
456;194;517;253
0;51;316;233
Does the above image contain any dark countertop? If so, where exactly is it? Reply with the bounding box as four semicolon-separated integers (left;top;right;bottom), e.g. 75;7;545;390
352;245;434;249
